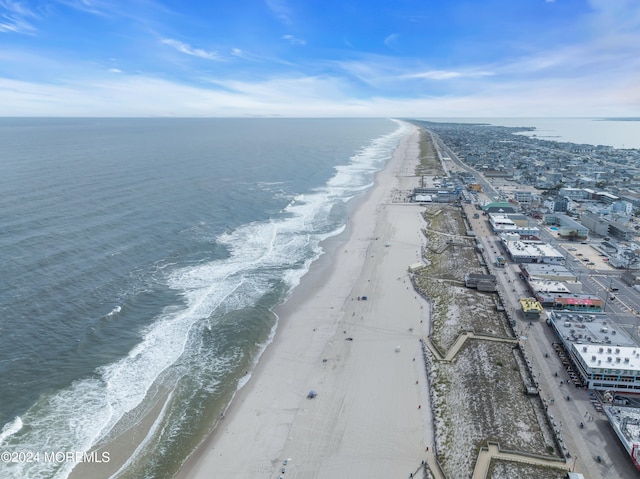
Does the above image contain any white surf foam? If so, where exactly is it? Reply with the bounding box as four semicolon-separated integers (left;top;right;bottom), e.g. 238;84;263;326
1;120;411;479
0;416;23;445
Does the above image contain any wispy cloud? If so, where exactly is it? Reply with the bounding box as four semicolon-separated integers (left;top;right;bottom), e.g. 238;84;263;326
2;70;636;118
383;33;399;49
161;38;223;61
265;0;292;24
282;34;305;46
404;70;494;80
54;0;112;16
0;0;38;34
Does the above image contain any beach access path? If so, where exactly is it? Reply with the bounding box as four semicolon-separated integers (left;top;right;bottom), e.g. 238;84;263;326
177;125;434;478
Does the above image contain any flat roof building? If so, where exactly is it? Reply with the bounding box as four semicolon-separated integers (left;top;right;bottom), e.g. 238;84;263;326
604;406;640;471
553;295;604;312
519;263;577;283
544;214;589;240
548;311;640;392
465;273;497;292
520;298;544;319
502;239;565;265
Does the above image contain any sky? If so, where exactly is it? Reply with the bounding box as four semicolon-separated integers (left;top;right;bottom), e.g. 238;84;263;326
0;0;638;117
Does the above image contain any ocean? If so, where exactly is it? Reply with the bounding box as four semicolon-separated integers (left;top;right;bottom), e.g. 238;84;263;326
0;118;409;479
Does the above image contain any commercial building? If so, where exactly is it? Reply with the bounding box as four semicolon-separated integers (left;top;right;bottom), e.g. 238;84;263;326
489;214;540;237
501;239;565;265
528;280;574;305
412;187;459;203
482;201;516;214
604;406;640;471
548;310;640;392
552;294;604;312
520;298;544;319
519;263;577;283
465;273;497;292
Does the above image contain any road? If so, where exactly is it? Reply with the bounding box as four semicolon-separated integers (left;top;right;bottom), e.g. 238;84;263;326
459;201;639;478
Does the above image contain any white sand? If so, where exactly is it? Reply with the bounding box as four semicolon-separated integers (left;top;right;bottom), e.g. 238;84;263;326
177;125;433;479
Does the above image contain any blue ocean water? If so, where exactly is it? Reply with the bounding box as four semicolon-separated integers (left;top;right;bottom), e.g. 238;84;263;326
0;118;409;478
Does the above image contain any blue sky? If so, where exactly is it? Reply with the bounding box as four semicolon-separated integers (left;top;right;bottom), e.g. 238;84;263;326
0;0;638;116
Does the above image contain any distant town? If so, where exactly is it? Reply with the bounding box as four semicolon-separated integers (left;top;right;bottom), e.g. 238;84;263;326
411;119;640;269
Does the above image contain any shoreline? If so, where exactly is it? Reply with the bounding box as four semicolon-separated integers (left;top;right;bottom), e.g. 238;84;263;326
177;123;434;478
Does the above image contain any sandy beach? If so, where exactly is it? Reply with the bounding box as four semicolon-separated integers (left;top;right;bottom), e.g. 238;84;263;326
177;124;433;479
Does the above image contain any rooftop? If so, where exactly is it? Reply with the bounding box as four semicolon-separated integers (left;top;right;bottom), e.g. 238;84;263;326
574;344;640;372
503;240;564;259
551;311;635;348
605;406;640;455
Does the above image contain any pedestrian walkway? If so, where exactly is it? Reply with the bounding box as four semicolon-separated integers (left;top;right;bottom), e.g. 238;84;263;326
423;331;518;362
471;442;570;479
423;448;447;479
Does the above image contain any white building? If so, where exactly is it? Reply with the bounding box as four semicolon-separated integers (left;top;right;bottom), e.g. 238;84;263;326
549;311;640;392
501;239;565;265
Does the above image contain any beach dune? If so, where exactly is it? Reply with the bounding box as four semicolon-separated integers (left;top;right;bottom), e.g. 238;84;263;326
178;125;433;478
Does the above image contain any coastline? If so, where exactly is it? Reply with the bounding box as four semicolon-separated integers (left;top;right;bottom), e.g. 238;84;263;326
177;123;433;478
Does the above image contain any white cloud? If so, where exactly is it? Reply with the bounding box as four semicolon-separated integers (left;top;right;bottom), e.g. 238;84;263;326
161;38;223;61
108;68;122;73
384;33;399;49
405;70;494;80
54;0;111;16
282;34;305;45
265;0;292;24
0;67;637;118
0;0;38;34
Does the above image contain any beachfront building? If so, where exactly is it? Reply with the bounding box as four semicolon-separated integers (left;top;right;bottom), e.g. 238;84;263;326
518;263;583;305
520;298;544;319
548;311;640;392
501;238;565;265
528;279;574;305
412;187;459;203
519;263;577;283
604;406;640;471
489;214;540;237
495;256;507;268
552;294;604;312
482;201;516;214
464;273;497;292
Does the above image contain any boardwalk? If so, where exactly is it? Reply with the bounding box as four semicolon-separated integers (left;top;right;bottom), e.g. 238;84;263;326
471;442;570;479
423;331;517;362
